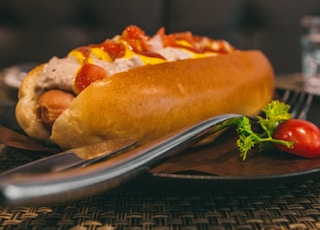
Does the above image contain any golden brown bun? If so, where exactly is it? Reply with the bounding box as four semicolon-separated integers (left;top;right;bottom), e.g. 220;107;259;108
55;50;274;149
16;50;274;149
15;65;53;143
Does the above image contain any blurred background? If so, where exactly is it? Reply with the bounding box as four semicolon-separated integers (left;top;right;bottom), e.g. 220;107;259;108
0;0;320;74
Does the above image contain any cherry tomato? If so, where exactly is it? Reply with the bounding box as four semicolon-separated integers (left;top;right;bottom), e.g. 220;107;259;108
273;119;320;158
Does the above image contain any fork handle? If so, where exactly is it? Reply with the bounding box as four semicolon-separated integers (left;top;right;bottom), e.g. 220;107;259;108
0;114;242;206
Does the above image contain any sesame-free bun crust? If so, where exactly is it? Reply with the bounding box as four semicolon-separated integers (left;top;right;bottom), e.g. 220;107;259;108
16;50;274;149
15;65;53;143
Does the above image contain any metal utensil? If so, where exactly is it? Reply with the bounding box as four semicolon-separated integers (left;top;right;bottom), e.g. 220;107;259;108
0;125;50;151
0;114;241;205
0;89;313;206
0;137;137;176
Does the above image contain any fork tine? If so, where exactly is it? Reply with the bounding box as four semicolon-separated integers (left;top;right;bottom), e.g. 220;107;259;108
281;89;298;105
280;89;313;119
295;92;313;119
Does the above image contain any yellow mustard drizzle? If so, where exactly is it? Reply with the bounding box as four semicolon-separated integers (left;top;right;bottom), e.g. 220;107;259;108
90;47;113;62
68;37;225;65
175;40;220;58
68;50;86;63
121;41;167;65
68;48;113;64
68;42;167;65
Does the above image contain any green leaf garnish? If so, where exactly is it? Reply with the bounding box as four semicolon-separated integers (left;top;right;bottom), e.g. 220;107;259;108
215;100;294;160
236;100;294;160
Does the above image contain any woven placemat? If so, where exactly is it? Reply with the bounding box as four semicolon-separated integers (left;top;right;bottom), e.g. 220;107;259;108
1;153;320;230
0;127;320;229
1;177;320;230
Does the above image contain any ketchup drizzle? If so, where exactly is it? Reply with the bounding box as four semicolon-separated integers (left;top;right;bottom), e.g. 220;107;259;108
73;25;235;94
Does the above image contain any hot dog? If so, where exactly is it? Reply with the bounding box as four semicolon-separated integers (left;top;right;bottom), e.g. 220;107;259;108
15;25;275;150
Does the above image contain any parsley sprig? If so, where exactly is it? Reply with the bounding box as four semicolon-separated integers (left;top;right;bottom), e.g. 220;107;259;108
236;100;294;160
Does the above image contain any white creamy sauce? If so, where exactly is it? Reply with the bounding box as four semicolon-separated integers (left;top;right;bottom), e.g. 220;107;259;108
150;35;193;61
93;55;143;76
35;56;79;94
35;55;146;95
34;35;203;95
158;47;193;61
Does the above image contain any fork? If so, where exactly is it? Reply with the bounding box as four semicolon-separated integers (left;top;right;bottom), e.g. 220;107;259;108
280;89;313;119
0;89;314;205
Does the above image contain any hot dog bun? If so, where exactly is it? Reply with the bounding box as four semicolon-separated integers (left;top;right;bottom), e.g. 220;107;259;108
16;50;274;149
16;65;52;142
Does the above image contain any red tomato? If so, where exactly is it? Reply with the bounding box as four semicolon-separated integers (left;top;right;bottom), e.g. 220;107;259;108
173;31;195;44
273;119;320;158
122;25;146;40
100;39;125;59
156;27;175;47
74;63;107;94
